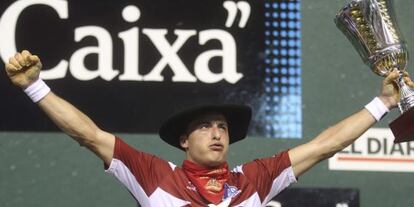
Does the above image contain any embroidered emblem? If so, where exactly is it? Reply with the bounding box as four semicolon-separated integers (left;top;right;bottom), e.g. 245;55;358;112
205;178;223;192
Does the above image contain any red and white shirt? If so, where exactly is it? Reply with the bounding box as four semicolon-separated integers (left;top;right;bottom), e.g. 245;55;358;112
105;137;297;207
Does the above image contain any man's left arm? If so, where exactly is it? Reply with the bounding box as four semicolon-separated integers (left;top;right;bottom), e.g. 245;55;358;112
288;70;414;177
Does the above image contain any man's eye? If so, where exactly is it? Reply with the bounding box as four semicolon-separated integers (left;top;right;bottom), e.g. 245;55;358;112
219;125;228;130
200;123;210;129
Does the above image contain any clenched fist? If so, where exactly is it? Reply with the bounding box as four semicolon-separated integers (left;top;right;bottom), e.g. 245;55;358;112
5;50;42;89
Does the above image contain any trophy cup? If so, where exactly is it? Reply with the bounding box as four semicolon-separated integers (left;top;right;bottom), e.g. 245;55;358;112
335;0;414;143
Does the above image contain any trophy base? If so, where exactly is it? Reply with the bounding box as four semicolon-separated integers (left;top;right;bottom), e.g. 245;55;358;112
389;107;414;143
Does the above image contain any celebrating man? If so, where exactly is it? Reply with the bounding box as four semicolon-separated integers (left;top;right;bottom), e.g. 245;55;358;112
4;50;412;206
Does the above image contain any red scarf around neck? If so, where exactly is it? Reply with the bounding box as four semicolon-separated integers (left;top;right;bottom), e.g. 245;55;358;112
182;160;230;204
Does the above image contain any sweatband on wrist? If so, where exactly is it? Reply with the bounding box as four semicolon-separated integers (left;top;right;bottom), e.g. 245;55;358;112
23;79;51;103
364;97;389;121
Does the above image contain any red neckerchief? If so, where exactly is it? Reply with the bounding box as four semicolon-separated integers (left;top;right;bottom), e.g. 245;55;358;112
182;160;230;204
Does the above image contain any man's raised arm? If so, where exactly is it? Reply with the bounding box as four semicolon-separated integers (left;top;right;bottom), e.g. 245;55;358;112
5;50;115;165
288;70;414;177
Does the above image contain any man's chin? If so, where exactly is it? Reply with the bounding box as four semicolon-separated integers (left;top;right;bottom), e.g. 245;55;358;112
203;159;226;168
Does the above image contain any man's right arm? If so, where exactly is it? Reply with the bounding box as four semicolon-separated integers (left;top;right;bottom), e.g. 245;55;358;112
37;92;115;165
5;50;115;165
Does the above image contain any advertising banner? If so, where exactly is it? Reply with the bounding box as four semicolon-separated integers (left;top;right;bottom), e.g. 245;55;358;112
0;0;302;138
329;128;414;172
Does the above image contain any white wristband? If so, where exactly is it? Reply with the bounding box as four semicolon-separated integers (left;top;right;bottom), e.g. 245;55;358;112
23;79;51;103
364;97;389;121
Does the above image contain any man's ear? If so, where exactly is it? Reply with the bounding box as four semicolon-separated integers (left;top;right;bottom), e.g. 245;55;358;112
179;135;189;149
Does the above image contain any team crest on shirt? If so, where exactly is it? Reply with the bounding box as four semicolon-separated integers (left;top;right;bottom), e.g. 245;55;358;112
207;184;240;207
223;183;241;200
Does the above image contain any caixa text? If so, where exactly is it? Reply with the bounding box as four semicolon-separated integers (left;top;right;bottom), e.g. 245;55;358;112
0;0;245;83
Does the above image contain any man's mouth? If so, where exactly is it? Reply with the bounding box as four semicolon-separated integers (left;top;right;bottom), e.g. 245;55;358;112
209;143;224;150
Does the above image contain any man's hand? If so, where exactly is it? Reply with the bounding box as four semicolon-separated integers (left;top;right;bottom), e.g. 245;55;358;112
379;69;414;109
5;50;42;89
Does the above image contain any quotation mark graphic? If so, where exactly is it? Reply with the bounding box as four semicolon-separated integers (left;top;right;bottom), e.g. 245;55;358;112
223;1;251;28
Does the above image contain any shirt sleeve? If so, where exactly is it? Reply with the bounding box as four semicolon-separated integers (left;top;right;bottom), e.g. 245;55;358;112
241;151;297;202
105;137;174;197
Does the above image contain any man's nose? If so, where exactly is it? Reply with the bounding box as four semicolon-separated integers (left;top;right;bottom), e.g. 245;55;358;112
211;126;221;140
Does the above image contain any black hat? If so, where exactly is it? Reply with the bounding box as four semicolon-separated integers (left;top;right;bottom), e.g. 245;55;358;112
159;104;252;150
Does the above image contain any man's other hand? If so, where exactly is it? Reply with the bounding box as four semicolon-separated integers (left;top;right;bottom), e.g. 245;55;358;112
379;69;414;109
5;50;42;89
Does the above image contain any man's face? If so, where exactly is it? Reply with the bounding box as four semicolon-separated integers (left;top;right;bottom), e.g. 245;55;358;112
180;113;229;167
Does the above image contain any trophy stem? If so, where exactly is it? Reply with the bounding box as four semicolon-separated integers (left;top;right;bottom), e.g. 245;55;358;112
397;73;414;114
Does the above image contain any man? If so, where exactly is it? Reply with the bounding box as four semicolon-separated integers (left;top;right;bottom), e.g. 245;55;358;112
4;50;412;206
